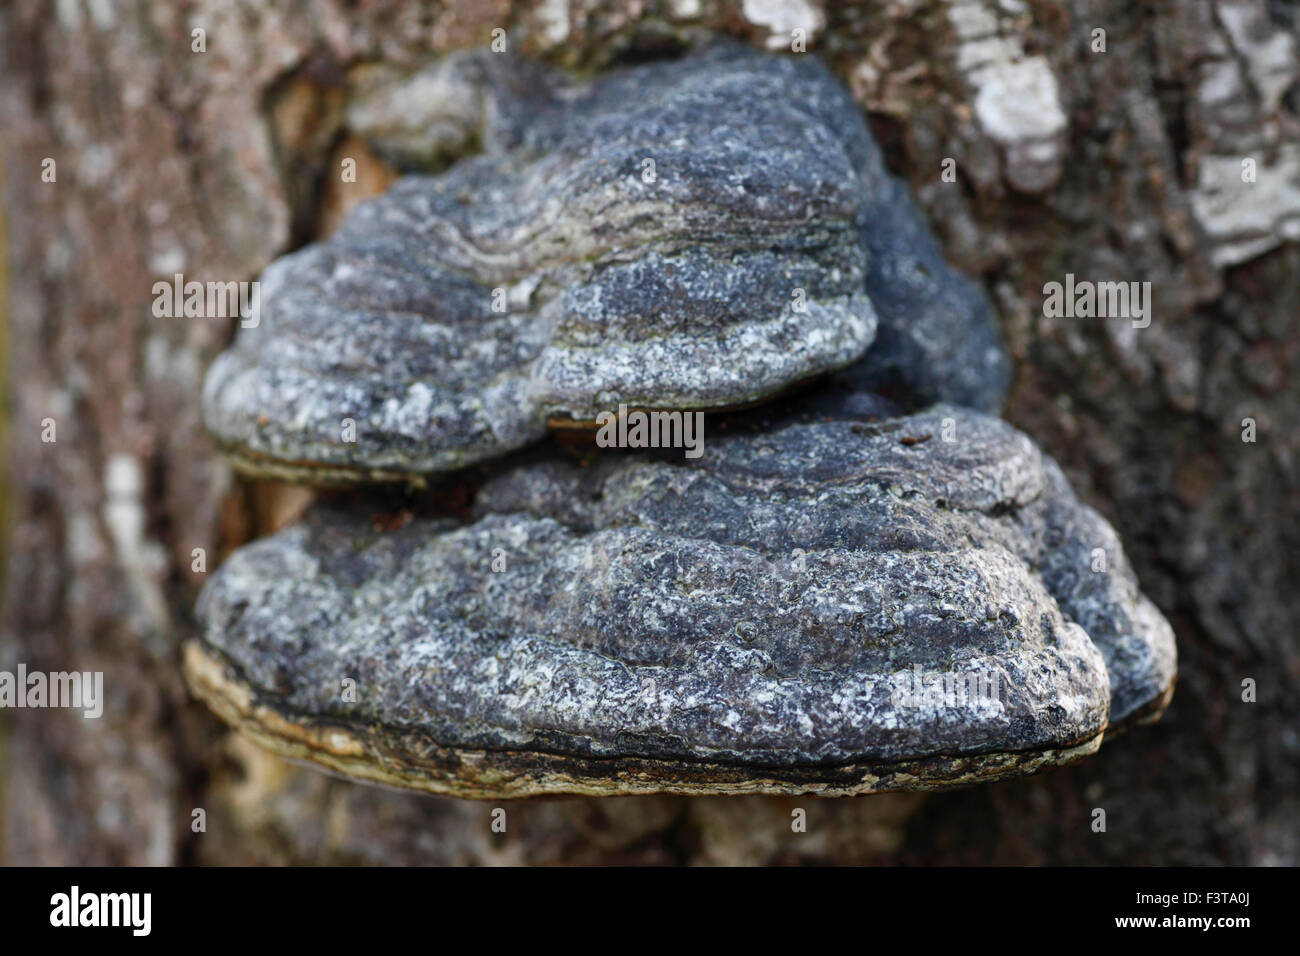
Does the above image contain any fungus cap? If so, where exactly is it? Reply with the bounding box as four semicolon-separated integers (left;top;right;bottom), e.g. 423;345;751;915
189;396;1174;798
202;43;885;484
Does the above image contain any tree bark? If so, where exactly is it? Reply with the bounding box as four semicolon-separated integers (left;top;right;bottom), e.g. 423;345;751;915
2;0;1296;865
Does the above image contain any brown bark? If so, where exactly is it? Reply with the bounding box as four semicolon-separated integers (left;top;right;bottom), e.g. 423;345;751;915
2;0;1296;865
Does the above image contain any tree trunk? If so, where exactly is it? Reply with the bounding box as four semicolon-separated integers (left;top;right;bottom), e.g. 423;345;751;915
2;0;1296;865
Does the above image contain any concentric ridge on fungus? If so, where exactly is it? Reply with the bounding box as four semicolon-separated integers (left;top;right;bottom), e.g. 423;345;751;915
190;396;1175;798
202;43;886;484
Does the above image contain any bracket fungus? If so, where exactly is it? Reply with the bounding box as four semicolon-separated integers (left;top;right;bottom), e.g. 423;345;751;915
189;42;1173;799
202;42;1009;485
204;43;881;484
190;389;1174;798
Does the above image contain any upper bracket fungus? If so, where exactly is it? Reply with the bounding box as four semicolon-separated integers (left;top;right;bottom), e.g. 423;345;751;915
189;41;1172;799
203;42;1009;486
204;43;881;484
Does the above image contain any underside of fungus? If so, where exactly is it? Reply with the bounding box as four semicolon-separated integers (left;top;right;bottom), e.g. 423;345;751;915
190;393;1174;798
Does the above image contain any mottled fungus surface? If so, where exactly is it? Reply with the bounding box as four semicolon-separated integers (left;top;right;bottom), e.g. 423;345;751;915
203;42;885;484
191;41;1172;799
345;42;1012;414
190;398;1174;798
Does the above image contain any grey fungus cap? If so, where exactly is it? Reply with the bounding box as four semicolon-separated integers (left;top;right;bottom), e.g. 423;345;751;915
203;42;884;484
189;397;1174;798
202;42;1011;486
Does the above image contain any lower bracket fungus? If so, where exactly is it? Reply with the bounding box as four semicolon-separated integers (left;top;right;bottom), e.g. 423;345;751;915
189;396;1174;798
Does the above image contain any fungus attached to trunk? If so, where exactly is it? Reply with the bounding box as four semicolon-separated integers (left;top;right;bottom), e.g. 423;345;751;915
203;41;1015;486
202;43;885;485
190;40;1173;799
189;393;1174;798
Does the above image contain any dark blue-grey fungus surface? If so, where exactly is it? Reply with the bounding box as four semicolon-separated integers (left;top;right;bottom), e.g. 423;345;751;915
189;392;1173;798
203;43;882;483
203;42;1010;485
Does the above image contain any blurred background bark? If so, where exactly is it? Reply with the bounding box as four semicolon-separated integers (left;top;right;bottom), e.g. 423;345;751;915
2;0;1296;865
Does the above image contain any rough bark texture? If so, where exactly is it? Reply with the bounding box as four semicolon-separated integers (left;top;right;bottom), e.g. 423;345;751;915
2;0;1296;865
